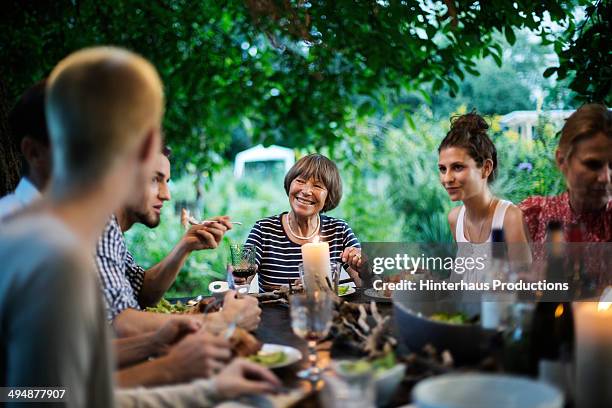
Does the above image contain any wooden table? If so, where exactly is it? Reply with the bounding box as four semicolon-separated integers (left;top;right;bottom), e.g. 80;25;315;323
254;289;393;362
246;290;574;408
253;290;407;407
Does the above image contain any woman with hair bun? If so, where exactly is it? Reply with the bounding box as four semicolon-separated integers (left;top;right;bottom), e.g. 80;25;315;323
519;104;612;243
438;113;529;260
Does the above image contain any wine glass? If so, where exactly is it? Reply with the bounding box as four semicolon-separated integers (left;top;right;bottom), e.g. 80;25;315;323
229;243;257;295
290;291;334;382
298;261;341;294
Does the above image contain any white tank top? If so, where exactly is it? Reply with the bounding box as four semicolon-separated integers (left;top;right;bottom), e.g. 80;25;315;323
455;199;512;243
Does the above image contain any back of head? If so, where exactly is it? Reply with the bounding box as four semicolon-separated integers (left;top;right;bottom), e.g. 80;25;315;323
46;46;164;193
8;80;49;176
559;103;612;159
438;112;498;182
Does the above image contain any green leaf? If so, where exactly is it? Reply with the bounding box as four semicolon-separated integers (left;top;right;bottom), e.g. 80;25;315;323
542;67;557;78
491;52;502;67
504;26;516;46
455;67;465;81
464;65;480;77
406;114;416;130
432;78;443;93
418;89;432;105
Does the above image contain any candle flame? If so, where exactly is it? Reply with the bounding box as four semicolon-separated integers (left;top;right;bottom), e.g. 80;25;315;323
312;235;320;243
599;302;611;312
554;303;564;318
597;286;612;311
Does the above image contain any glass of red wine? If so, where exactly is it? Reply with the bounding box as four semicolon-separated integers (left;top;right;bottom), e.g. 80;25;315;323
229;243;257;295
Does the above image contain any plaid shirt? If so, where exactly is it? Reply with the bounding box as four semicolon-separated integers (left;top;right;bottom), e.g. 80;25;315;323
95;215;145;321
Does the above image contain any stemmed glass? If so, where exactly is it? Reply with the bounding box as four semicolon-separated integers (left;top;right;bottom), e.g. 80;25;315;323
290;291;334;382
229;243;257;295
299;261;341;294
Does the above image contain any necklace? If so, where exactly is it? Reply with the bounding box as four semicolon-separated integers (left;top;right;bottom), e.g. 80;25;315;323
465;198;495;243
286;213;320;240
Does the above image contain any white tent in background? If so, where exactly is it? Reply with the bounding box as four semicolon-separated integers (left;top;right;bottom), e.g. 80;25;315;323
500;110;574;140
233;144;295;178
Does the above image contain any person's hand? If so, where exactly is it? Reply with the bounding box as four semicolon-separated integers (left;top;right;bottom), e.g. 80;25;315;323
228;264;257;286
152;318;201;355
180;215;232;252
163;331;232;382
180;208;190;229
221;290;261;331
214;359;281;399
341;247;363;269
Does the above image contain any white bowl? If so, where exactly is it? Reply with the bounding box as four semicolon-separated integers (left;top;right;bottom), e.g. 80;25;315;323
413;374;564;408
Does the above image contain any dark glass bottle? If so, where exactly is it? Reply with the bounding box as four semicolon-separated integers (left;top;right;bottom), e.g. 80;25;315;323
530;221;574;396
498;225;534;375
544;220;566;285
567;222;594;299
502;302;535;375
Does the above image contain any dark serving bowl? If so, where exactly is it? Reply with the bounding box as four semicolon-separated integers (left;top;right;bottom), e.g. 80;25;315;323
393;290;484;365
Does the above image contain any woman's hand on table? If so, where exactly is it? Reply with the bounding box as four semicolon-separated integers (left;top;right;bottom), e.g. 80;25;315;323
221;290;261;331
179;215;233;252
341;247;364;269
213;359;281;398
163;331;232;382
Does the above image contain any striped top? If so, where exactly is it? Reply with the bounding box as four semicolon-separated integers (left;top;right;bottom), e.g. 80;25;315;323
246;213;360;289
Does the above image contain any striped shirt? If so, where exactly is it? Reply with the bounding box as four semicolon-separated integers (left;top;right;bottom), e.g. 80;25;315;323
246;213;360;289
95;215;145;321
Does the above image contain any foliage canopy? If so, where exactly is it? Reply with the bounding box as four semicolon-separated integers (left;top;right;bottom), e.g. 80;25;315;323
1;0;605;175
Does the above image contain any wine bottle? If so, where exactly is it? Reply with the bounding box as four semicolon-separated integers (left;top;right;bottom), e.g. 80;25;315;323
567;222;594;299
531;221;574;397
545;220;566;285
502;302;536;375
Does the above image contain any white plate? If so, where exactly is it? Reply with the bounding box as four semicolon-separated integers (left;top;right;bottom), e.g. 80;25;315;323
338;285;356;297
251;343;302;369
364;287;392;301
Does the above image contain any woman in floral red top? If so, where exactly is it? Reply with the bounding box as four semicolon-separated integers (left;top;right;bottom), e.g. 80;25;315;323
519;104;612;243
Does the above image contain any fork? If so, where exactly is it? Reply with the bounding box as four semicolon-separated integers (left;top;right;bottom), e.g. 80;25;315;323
188;216;243;226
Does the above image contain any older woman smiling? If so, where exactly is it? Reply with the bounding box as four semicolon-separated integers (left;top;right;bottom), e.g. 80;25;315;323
242;154;363;291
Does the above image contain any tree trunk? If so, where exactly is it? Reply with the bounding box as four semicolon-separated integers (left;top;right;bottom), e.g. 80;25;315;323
0;78;21;197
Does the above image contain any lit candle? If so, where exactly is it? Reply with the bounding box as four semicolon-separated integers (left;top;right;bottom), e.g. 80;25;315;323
301;237;331;292
574;294;612;408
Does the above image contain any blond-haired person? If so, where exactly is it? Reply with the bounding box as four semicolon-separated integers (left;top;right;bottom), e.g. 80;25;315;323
0;47;279;408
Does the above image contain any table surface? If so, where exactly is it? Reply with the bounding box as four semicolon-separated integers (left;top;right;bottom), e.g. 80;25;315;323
173;290;570;407
252;289;408;407
254;288;393;349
